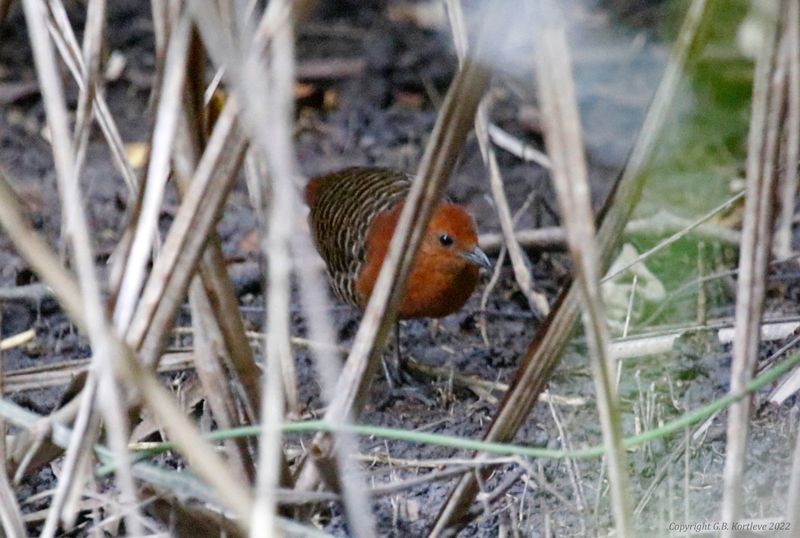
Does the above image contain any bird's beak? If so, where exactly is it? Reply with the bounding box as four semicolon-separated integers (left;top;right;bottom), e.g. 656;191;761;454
460;246;492;270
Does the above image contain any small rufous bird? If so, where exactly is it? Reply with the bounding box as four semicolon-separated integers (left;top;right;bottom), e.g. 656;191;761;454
305;165;491;325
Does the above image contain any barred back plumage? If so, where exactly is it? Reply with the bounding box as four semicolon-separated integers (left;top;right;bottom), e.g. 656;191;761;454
305;167;412;307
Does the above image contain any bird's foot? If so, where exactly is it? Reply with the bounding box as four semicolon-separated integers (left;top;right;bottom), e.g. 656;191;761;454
379;355;436;407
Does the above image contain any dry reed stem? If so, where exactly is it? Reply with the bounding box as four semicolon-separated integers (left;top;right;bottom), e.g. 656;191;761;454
189;280;255;484
288;149;381;531
147;0;168;113
125;99;246;366
3;352;193;392
188;4;377;531
789;401;800;530
250;1;296;532
0;329;35;351
487;123;552;169
69;0;103;182
20;0;142;534
602;192;745;283
292;6;494;499
480;111;550;315
0;312;25;538
195;241;263;417
479;228;566;252
1;36;253;538
533;2;633;534
478;211;742;255
0;284;53;302
43;0;137;192
260;2;375;532
170;45;259;483
49;1;109;520
445;0;549;320
430;0;710;532
775;0;800;259
185;3;295;535
0;482;26;538
0;397;276;536
720;2;783;528
114;17;190;333
188;0;372;532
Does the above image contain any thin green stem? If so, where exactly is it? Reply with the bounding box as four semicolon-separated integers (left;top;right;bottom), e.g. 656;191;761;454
101;348;800;469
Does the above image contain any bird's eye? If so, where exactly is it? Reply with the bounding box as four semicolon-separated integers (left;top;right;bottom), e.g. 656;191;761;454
439;233;454;247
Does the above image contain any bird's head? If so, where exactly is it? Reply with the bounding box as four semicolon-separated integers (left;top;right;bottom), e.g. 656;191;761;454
419;203;492;273
357;200;492;318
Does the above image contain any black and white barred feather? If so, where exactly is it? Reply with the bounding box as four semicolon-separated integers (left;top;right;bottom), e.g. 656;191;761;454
305;167;412;306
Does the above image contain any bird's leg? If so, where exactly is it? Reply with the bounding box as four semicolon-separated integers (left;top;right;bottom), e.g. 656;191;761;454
380;321;406;388
381;353;398;389
428;318;442;339
376;321;435;407
394;321;407;381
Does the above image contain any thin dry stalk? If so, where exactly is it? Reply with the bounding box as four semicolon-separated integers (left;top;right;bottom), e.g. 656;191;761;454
0;482;26;538
248;1;296;534
189;281;255;484
445;0;550;318
52;0;135;513
479;244;507;346
479;227;566;253
223;2;375;532
173;50;262;417
0;71;252;538
430;0;710;533
292;7;494;496
148;0;169;111
189;6;377;532
487;123;551;169
0;314;26;538
788;412;800;529
41;384;101;536
720;3;783;528
532;4;632;534
480;105;551;315
195;243;263;417
20;0;142;534
114;16;190;332
44;0;137;192
172;87;262;423
169;44;259;483
285;138;386;538
0;389;257;534
478;210;742;255
125;99;247;368
69;0;104;180
602;191;745;283
545;400;587;516
3;352;193;392
0;284;52;302
774;0;800;259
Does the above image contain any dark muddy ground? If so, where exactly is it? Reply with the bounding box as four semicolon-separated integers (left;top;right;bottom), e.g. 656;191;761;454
1;1;799;536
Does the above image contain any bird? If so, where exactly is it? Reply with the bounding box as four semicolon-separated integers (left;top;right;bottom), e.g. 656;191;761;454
305;166;491;385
